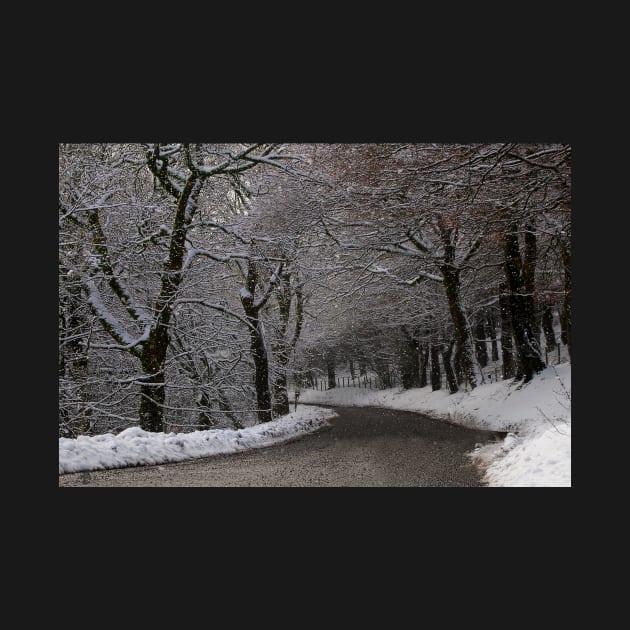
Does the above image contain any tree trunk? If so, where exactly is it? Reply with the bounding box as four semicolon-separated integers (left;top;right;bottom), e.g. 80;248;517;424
138;320;170;432
59;280;92;436
137;172;202;432
375;355;392;388
218;391;242;430
272;367;290;417
442;340;459;394
430;344;441;391
437;225;477;389
400;327;420;389
271;337;291;418
474;316;489;368
499;284;516;379
240;262;274;424
441;264;477;389
270;271;303;418
349;359;355;379
272;349;291;418
454;348;464;386
503;227;546;382
541;300;557;351
419;343;429;388
248;318;272;423
326;352;336;389
197;390;217;428
139;374;166;433
358;354;367;377
487;309;499;362
306;369;315;388
561;242;571;359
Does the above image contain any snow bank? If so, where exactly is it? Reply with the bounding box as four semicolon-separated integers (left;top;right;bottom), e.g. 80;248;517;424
59;405;337;475
296;363;571;487
471;423;571;487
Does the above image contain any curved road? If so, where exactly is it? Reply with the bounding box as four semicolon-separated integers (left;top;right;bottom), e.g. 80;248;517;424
59;406;500;487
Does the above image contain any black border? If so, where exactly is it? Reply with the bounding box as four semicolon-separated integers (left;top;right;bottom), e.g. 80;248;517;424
46;77;584;570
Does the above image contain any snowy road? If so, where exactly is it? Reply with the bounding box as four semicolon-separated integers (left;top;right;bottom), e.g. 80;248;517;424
59;406;500;487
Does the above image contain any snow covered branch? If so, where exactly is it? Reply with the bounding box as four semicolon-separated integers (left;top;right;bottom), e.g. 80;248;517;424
86;209;152;325
173;298;257;331
253;262;284;310
84;278;144;359
367;265;443;285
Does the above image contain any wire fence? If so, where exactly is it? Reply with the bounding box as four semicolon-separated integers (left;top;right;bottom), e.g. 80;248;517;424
305;374;395;391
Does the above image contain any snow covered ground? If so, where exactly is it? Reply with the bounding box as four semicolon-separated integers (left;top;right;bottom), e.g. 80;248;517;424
60;365;571;486
296;363;571;487
59;405;337;475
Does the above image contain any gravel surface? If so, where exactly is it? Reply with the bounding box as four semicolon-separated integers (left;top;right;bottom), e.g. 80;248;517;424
59;406;501;487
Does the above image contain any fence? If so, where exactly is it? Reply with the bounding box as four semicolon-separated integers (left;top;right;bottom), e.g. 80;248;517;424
304;374;396;391
545;343;567;367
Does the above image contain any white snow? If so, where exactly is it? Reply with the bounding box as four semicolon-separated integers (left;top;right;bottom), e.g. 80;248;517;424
60;365;571;486
59;405;337;475
295;363;571;487
85;278;137;346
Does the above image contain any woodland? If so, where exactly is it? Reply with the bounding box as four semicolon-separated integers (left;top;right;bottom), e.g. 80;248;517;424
59;143;571;437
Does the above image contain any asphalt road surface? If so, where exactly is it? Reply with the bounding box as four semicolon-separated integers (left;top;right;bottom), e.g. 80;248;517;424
59;406;501;487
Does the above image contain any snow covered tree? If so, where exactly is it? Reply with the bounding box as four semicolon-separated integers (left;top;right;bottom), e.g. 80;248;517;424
59;143;296;433
270;267;304;416
492;144;571;381
59;142;570;439
296;142;570;390
236;257;282;423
